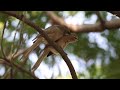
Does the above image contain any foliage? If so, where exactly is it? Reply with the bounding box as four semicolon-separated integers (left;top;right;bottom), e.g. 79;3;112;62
0;11;120;79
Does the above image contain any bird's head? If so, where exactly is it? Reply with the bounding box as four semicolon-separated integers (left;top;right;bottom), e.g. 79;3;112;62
56;25;71;35
68;33;78;43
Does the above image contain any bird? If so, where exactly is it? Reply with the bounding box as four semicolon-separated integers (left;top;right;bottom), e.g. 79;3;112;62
21;25;71;64
23;25;70;57
31;33;78;73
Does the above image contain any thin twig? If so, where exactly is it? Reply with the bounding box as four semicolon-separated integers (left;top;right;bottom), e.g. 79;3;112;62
0;59;11;66
95;11;105;30
2;68;11;79
12;12;27;59
1;20;7;58
12;62;38;79
9;20;21;79
11;20;21;57
1;57;38;79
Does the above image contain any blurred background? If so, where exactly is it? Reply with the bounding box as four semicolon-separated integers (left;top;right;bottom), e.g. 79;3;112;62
0;11;120;79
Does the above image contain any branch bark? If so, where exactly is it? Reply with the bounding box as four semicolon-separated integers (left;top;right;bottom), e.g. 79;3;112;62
1;11;78;79
107;11;120;18
45;11;120;33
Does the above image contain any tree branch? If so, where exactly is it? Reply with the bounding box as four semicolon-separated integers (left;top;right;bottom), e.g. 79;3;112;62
0;59;11;66
0;58;38;79
1;20;7;58
1;11;78;79
45;11;120;33
107;11;120;18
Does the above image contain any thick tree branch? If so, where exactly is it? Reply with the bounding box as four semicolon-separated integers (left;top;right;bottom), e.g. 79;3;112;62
45;11;120;33
1;11;78;79
107;11;120;18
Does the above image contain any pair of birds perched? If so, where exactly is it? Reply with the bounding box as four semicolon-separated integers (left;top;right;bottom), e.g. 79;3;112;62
22;25;78;74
